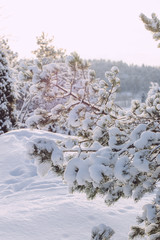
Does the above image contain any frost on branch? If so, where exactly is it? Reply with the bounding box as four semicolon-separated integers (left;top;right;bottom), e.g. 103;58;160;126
140;13;160;47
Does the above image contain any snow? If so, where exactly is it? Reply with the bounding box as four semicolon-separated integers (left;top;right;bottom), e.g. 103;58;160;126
0;129;154;240
130;124;147;141
134;131;156;149
91;224;114;240
142;204;156;223
89;164;113;183
68;104;85;128
114;156;130;183
93;126;103;141
133;151;150;173
64;157;91;186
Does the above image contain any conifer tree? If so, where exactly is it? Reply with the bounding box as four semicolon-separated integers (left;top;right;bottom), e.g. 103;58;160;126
0;49;16;134
32;32;66;64
26;64;160;239
16;33;66;125
0;37;18;68
25;13;160;240
140;13;160;47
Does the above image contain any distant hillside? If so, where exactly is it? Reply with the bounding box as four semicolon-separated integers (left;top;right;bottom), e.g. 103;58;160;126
89;59;160;96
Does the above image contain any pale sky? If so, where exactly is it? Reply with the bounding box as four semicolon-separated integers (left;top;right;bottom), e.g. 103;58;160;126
0;0;160;66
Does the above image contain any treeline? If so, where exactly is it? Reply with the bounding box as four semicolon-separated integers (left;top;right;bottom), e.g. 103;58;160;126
89;59;160;96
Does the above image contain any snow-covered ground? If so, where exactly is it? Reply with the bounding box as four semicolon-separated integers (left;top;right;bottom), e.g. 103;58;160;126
0;129;153;240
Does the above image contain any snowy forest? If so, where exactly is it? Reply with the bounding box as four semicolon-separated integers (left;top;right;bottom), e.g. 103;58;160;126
0;11;160;240
90;59;160;106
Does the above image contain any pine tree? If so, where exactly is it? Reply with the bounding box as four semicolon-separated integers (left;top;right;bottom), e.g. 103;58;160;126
0;37;18;68
24;14;160;240
0;50;16;134
27;66;160;239
140;13;160;47
32;32;66;64
16;33;66;125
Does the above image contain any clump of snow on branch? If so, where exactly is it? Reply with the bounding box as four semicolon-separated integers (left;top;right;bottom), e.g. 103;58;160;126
27;137;64;177
91;224;115;240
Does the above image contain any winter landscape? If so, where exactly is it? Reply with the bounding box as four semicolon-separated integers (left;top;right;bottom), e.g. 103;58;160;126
0;1;160;240
0;129;157;240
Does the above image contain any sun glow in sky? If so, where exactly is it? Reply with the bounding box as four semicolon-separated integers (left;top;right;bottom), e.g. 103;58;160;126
1;0;160;66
